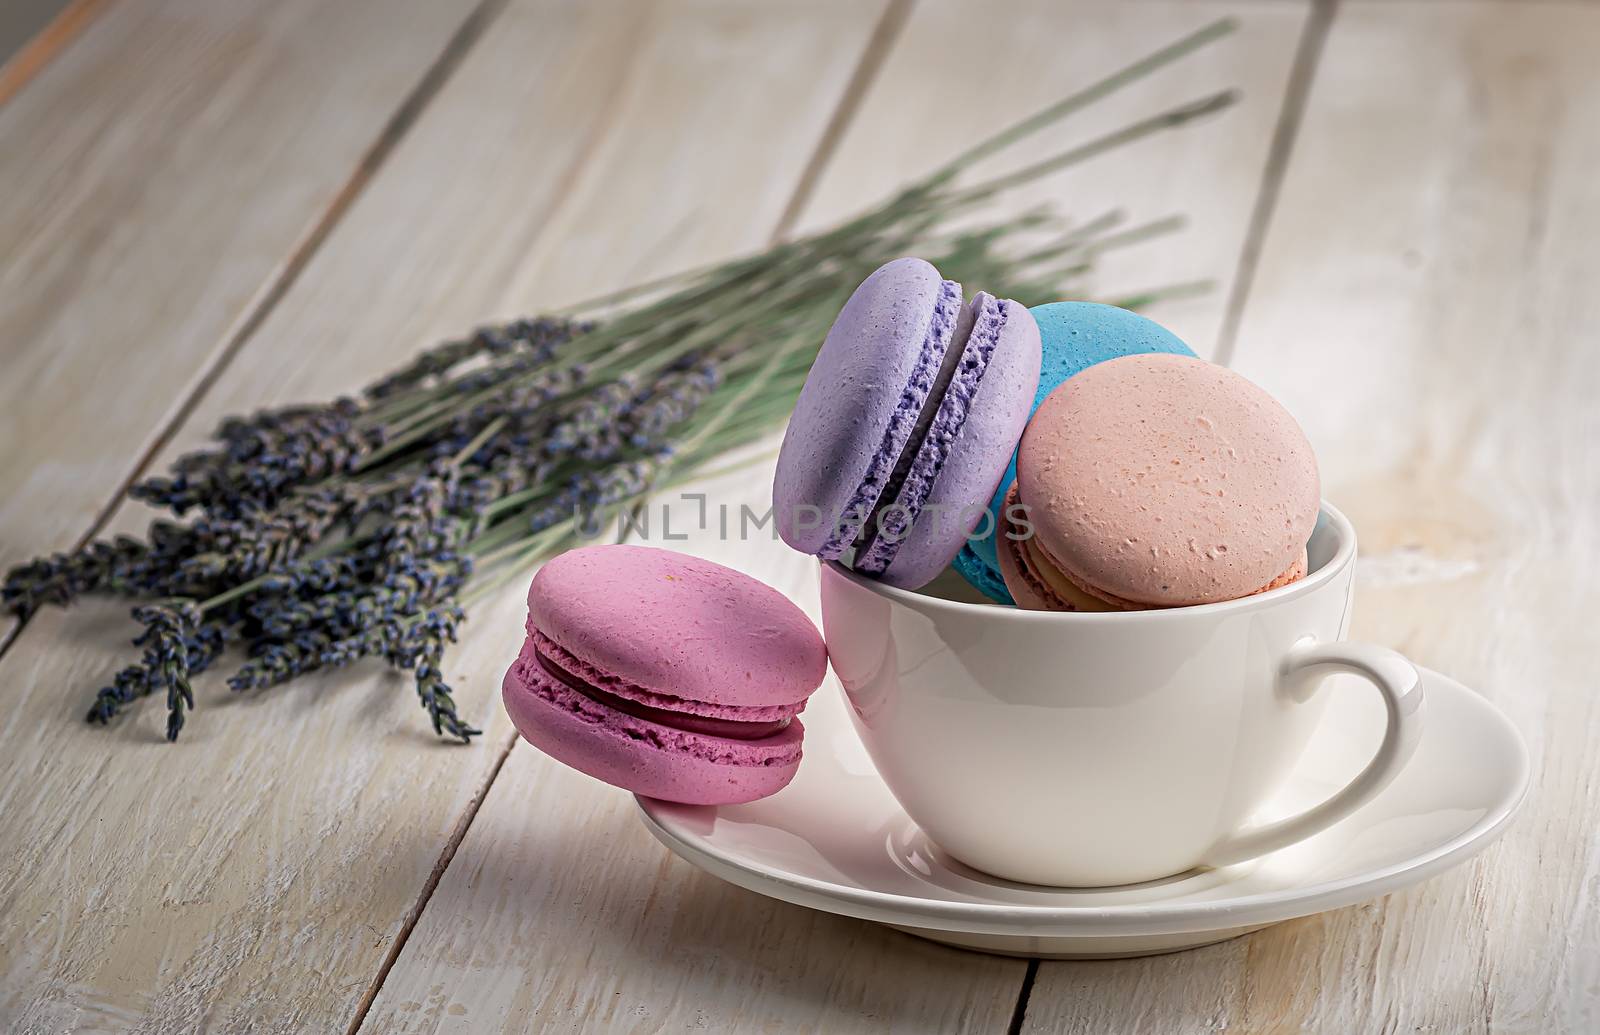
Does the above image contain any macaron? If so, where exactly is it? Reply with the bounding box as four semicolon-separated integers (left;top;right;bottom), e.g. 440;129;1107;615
501;544;827;805
953;302;1196;602
999;353;1319;610
773;258;1041;590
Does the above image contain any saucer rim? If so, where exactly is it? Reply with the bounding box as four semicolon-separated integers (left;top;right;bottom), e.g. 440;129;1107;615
636;667;1531;938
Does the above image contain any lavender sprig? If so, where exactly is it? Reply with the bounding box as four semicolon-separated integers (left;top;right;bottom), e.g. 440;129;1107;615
398;605;475;741
86;601;220;742
1;20;1239;743
2;536;148;618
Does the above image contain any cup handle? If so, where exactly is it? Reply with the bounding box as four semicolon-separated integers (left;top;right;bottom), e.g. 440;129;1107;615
1201;640;1427;868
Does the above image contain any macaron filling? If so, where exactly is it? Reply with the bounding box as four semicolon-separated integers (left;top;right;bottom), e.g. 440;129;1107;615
535;651;792;741
855;293;1008;576
816;278;963;560
527;627;802;736
508;645;804;771
1009;534;1118;612
997;489;1116;611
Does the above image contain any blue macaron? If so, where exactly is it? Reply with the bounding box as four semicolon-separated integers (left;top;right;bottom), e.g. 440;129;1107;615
951;302;1197;602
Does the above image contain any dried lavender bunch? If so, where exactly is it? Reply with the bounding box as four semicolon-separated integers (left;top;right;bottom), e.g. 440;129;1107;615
1;20;1239;742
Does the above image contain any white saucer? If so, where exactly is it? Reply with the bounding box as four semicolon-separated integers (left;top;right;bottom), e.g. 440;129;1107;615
637;666;1529;958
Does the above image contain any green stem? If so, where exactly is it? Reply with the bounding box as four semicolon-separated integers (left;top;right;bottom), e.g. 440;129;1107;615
933;91;1240;211
467;519;577;575
449;416;506;467
932;18;1238;178
1106;279;1215;309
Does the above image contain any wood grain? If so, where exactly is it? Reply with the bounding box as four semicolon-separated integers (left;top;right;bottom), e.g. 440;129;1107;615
360;486;1027;1034
352;1;1033;1029
1024;2;1600;1032
0;0;897;1030
362;3;1315;1032
0;0;113;109
8;0;1588;1030
0;0;482;573
795;0;1312;359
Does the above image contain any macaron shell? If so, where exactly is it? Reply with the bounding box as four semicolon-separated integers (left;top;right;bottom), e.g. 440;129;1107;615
999;524;1309;611
503;649;802;806
773;257;959;557
528;545;826;710
1071;547;1309;609
864;295;1041;590
958;302;1196;602
1018;353;1320;607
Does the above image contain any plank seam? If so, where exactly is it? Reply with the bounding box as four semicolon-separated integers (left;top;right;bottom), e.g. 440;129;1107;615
1007;958;1040;1035
0;0;115;109
1013;7;1339;1021
483;5;655;293
772;0;917;243
1211;0;1338;368
343;727;521;1035
340;1;925;1024
0;0;514;674
608;0;912;539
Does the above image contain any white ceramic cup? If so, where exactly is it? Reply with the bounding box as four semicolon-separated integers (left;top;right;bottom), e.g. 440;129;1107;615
819;503;1424;887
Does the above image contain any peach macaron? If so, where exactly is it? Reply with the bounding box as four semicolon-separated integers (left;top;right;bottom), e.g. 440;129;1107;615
999;353;1319;610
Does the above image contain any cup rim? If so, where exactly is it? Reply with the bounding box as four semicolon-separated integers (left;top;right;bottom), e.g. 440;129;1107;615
825;500;1356;622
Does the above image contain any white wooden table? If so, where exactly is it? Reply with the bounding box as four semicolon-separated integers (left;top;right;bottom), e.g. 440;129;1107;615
2;1;1596;1031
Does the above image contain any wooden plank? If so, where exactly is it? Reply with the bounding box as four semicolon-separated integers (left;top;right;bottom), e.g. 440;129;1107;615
360;2;1314;1032
0;0;482;572
795;0;1312;359
1023;2;1600;1032
0;0;112;108
352;1;1029;1028
0;0;951;1030
361;504;1025;1034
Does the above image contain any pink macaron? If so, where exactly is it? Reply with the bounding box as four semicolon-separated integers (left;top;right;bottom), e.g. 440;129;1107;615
502;544;827;804
1000;353;1319;610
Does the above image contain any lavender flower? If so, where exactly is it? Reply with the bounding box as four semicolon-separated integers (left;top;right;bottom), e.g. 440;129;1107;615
365;317;587;399
622;360;721;448
398;605;476;741
228;552;472;700
86;601;221;742
2;535;147;617
0;23;1231;743
172;487;357;593
132;400;380;515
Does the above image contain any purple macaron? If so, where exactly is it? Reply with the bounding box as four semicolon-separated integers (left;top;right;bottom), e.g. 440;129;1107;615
773;258;1041;589
502;544;827;805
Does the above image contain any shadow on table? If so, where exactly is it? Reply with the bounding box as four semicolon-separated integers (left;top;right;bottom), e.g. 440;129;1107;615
401;773;1025;1030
